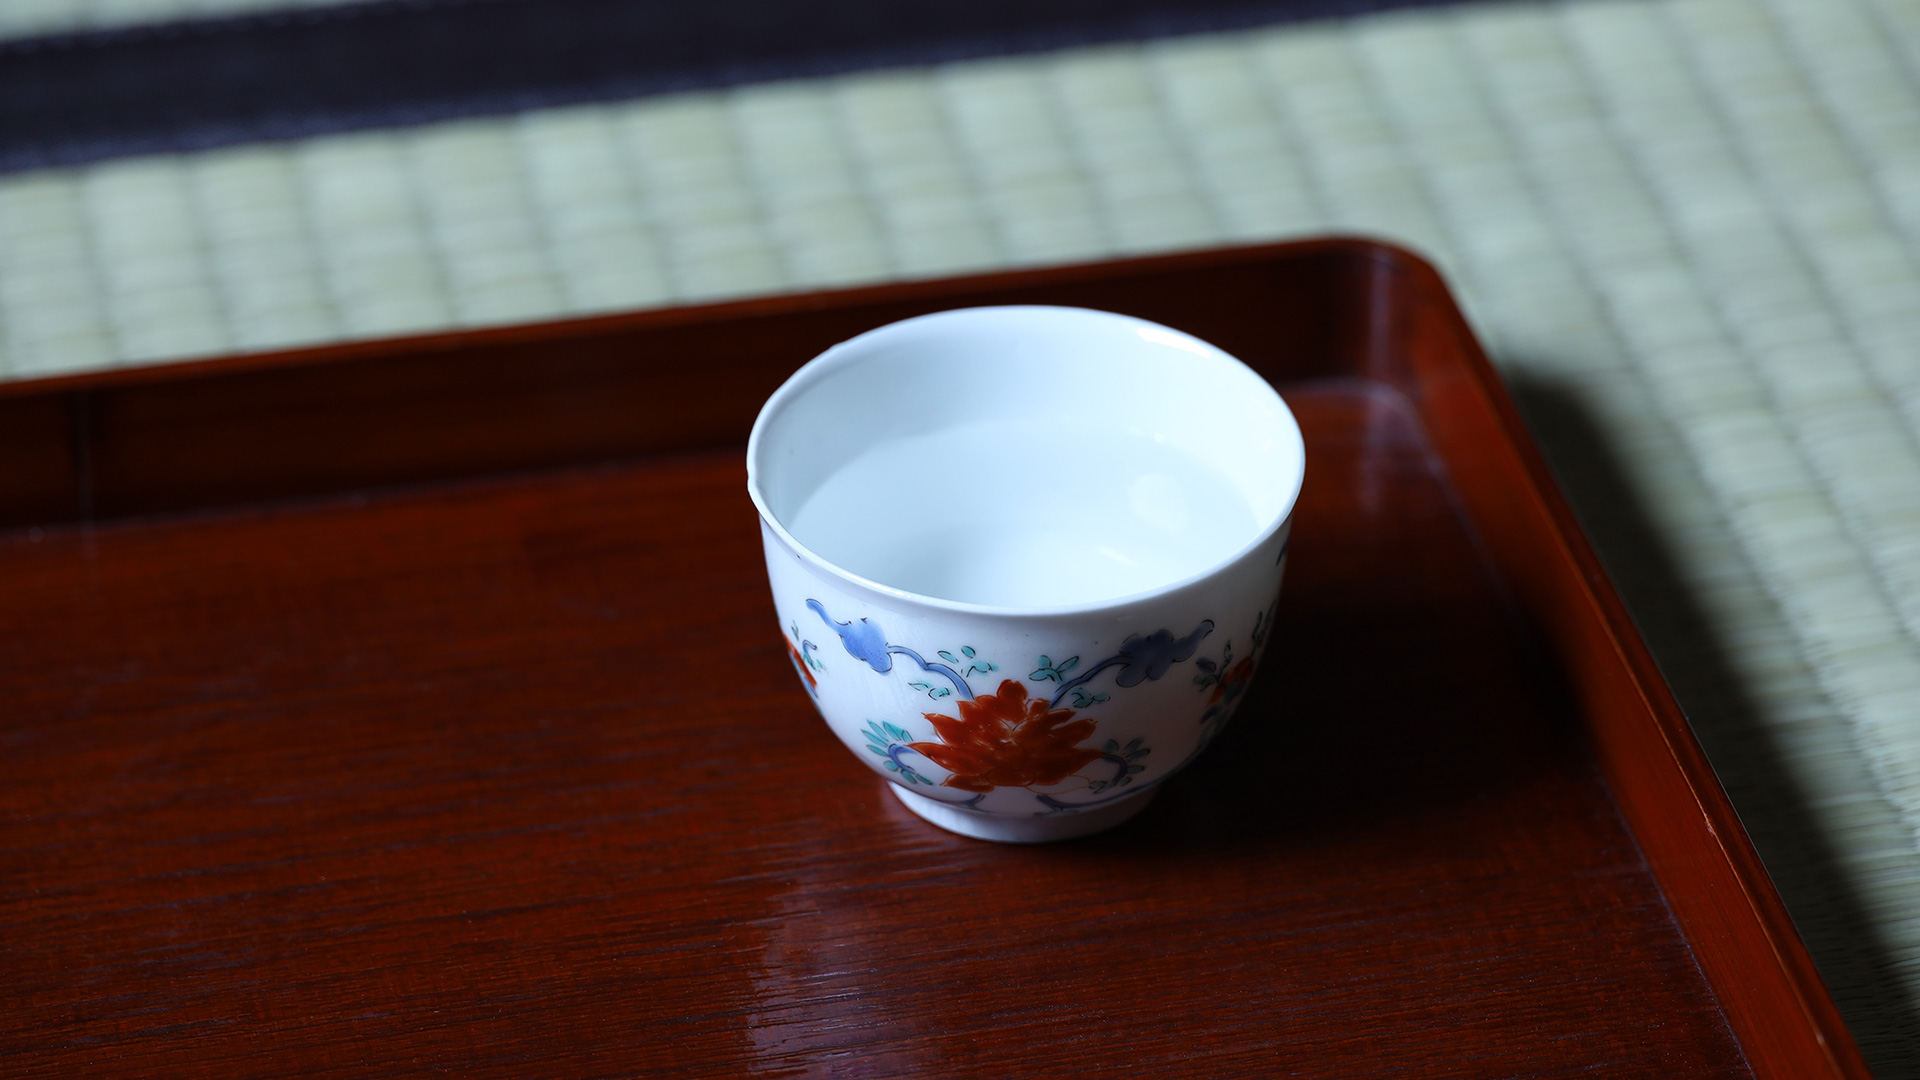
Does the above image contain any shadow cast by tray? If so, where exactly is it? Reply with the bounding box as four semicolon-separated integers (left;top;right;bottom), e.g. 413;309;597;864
1506;367;1920;1075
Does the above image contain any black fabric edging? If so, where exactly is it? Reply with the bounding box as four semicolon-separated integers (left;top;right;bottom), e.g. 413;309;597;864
0;0;1491;174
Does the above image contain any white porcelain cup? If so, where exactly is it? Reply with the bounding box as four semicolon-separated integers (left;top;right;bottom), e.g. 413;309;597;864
747;306;1304;842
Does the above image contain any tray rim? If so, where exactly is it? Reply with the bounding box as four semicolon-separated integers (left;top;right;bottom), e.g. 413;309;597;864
1362;240;1868;1080
0;245;1352;403
0;236;1870;1078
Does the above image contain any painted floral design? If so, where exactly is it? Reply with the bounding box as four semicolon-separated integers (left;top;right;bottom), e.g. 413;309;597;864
1087;737;1151;794
1200;656;1255;706
786;638;818;691
908;679;1102;793
1193;606;1275;738
864;720;935;785
1029;622;1214;708
785;622;824;697
797;598;1226;811
809;598;981;698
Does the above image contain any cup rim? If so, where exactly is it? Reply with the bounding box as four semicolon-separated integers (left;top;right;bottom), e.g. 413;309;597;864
745;304;1305;618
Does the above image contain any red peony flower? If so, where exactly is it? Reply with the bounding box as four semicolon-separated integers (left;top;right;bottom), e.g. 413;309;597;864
908;679;1101;793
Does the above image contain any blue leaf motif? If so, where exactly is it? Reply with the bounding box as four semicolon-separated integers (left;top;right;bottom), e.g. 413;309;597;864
1112;622;1214;687
808;599;893;673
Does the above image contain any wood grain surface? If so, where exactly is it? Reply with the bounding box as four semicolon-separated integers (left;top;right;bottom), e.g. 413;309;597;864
0;240;1865;1076
3;381;1742;1077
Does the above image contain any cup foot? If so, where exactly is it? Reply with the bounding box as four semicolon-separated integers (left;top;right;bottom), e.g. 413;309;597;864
889;784;1157;843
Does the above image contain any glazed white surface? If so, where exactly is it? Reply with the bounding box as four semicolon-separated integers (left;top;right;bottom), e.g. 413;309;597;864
760;513;1290;837
749;306;1299;841
749;305;1303;616
787;416;1260;608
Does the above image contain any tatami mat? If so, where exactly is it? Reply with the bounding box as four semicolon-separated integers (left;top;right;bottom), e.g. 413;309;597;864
0;0;349;38
2;0;1917;1070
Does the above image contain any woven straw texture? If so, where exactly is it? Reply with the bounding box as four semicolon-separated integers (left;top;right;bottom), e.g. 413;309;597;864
1;0;1917;1070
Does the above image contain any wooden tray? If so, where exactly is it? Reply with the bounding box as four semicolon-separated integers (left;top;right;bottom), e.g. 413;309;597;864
0;239;1867;1078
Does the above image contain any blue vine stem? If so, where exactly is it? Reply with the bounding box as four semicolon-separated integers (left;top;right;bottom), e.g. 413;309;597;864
886;743;935;785
885;645;973;700
1047;657;1130;708
1032;762;1176;812
1042;621;1215;707
808;598;976;699
1029;753;1129;811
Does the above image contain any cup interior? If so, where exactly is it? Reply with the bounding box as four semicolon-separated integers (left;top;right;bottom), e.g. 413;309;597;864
748;306;1303;611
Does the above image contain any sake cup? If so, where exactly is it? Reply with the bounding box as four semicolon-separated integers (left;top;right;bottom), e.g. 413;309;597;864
746;306;1303;843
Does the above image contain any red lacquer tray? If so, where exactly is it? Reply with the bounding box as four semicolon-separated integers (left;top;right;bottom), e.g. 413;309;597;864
0;240;1867;1078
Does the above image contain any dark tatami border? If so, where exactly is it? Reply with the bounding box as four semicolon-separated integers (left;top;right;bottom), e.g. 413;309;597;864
1;0;1494;173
